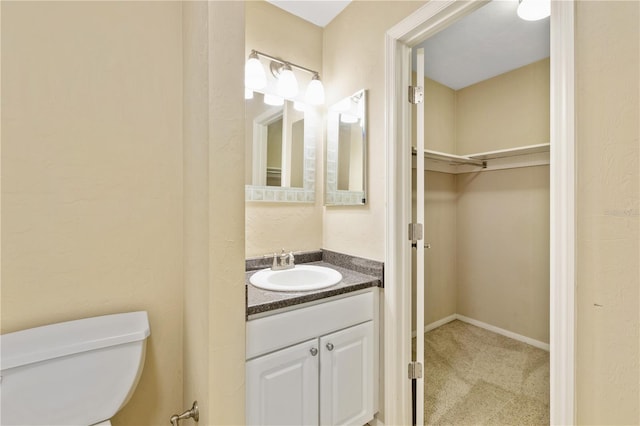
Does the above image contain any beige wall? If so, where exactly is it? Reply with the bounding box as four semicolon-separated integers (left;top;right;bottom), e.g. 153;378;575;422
322;1;426;262
576;1;640;424
456;167;550;343
245;0;324;257
454;61;550;343
412;75;457;153
1;2;183;424
182;2;246;425
456;58;550;154
411;171;458;327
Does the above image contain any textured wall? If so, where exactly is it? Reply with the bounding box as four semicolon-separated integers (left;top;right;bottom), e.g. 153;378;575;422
412;171;458;327
245;1;324;257
456;167;550;343
182;2;246;424
1;2;183;424
322;1;426;262
576;1;640;424
456;58;550;154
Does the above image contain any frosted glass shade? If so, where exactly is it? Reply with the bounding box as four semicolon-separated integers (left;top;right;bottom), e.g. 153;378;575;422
305;77;325;106
245;57;267;90
517;0;550;21
277;67;299;98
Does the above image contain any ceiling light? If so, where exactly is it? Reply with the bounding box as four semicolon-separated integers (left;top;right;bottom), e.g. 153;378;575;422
305;74;325;106
277;63;299;98
517;0;550;21
264;94;284;106
245;51;267;90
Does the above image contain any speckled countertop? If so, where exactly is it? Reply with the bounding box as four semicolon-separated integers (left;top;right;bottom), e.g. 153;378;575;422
246;250;383;318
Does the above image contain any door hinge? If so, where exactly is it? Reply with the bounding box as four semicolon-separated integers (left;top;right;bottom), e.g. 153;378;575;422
408;361;423;379
408;223;423;242
408;86;424;104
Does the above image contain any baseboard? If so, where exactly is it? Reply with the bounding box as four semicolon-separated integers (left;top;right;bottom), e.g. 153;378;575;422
411;313;550;351
455;314;550;351
411;314;457;338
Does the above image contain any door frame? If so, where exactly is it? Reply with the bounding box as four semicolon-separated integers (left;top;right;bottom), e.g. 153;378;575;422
383;1;575;425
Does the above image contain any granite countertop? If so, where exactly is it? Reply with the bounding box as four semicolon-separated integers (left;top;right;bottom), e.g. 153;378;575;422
246;250;383;318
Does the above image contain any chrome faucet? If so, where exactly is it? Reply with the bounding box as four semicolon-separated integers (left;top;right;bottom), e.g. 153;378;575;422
268;249;295;270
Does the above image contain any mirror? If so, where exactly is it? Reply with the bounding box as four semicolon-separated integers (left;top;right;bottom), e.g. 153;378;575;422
325;89;367;205
245;91;316;202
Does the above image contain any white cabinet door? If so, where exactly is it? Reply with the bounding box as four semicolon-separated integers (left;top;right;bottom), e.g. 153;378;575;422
319;321;374;426
246;338;319;426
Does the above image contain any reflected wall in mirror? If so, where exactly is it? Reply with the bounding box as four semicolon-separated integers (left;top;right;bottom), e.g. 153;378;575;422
245;91;316;202
325;89;367;205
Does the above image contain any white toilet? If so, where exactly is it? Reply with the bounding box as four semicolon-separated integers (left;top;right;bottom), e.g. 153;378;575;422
0;311;150;426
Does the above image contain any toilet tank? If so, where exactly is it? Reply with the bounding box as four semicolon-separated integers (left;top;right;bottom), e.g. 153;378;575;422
0;311;150;426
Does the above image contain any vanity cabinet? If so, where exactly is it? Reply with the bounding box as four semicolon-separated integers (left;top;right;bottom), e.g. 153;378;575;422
246;338;319;425
246;290;378;426
319;321;373;425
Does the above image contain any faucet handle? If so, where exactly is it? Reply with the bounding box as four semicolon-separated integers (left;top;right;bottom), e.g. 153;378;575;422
288;252;295;265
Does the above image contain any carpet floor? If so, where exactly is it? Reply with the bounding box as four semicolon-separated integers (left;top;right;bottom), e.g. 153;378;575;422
417;320;550;425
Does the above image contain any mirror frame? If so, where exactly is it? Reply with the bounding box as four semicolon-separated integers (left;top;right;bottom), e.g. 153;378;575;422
325;89;367;206
245;94;318;203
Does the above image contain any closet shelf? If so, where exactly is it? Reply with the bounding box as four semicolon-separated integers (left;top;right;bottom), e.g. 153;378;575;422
413;143;550;174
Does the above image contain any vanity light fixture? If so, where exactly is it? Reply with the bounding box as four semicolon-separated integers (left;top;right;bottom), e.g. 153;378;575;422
245;49;325;105
245;51;267;90
306;74;325;106
517;0;550;21
277;63;299;98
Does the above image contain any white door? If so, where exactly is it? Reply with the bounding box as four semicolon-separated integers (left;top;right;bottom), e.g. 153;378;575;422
319;321;374;426
246;338;319;426
413;47;426;425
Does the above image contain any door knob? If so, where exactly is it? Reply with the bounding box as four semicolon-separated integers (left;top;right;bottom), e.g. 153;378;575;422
326;343;334;351
310;347;318;356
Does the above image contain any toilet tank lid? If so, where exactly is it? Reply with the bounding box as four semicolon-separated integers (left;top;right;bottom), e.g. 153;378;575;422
1;311;150;371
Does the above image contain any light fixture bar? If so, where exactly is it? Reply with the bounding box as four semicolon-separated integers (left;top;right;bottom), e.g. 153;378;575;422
251;49;320;78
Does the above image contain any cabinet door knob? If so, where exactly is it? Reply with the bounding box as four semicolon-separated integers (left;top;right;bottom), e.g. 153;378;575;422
326;343;334;351
310;347;318;356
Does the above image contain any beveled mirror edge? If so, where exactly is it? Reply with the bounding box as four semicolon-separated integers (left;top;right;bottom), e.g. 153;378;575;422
325;89;368;206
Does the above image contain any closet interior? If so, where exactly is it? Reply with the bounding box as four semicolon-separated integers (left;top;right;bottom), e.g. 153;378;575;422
411;2;551;424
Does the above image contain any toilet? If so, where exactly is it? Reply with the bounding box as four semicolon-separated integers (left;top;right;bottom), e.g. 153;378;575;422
0;311;150;426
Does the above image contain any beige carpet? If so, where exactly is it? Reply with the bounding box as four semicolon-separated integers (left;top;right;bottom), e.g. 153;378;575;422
417;320;549;425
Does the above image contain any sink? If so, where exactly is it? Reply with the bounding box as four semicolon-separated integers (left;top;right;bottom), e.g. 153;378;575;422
250;265;343;292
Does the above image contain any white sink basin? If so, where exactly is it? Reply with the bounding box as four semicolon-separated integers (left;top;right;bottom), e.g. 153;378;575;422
250;265;343;292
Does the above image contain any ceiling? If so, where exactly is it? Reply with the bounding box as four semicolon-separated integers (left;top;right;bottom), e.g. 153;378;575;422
414;0;550;90
266;0;549;90
266;0;351;27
